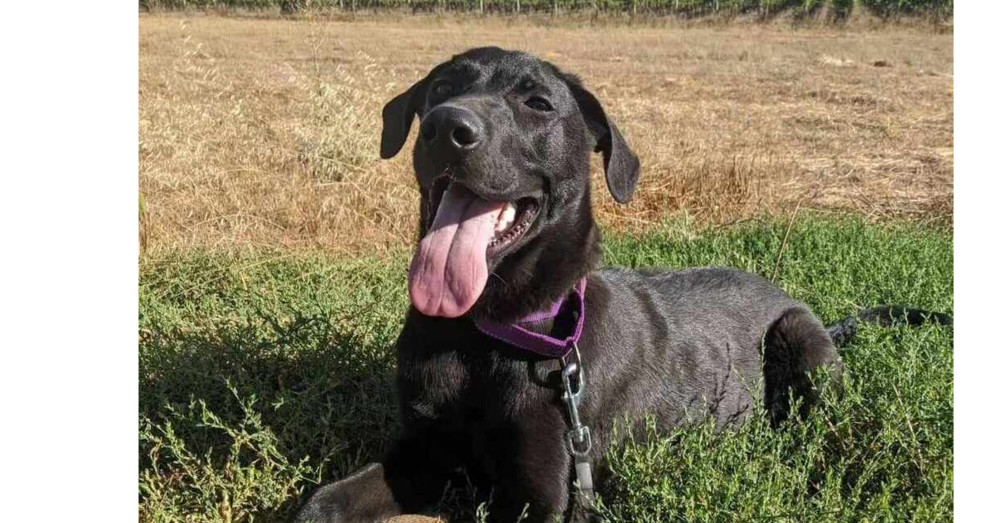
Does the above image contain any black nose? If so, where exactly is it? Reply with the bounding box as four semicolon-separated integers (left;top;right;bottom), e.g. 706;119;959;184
419;105;484;156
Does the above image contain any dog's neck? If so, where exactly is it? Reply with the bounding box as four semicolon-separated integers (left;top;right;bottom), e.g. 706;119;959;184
478;207;601;323
474;278;587;359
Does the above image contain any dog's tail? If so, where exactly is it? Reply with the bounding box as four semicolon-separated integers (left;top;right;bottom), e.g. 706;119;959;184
827;305;953;347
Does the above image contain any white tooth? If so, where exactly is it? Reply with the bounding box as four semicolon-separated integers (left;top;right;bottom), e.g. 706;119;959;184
494;202;517;234
503;203;517;222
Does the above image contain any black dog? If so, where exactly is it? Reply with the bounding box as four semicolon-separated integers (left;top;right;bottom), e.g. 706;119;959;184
296;47;844;523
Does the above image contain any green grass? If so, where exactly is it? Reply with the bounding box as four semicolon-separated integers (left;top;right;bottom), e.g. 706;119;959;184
139;216;953;521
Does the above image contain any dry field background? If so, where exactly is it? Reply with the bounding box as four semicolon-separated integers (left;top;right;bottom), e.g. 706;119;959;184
139;14;953;255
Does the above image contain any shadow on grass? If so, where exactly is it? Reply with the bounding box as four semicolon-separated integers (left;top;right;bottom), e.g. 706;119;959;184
139;254;409;520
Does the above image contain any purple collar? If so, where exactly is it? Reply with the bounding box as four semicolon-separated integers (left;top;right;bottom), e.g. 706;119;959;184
474;279;587;359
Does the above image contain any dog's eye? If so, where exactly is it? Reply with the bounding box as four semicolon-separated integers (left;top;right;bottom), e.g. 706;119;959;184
432;81;454;98
525;97;553;112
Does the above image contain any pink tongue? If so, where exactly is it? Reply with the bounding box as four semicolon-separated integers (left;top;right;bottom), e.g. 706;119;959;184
408;185;505;318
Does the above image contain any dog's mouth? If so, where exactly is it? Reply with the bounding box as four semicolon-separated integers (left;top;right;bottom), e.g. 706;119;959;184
410;178;541;318
487;198;539;257
425;178;540;258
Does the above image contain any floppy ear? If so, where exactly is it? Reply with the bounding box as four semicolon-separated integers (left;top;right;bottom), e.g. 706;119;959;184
566;78;641;204
380;78;428;160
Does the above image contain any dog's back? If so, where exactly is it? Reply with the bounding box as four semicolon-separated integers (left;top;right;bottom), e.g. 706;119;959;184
583;267;830;435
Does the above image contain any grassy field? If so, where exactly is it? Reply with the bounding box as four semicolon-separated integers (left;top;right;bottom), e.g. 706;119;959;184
139;15;952;254
138;11;953;522
139;217;953;521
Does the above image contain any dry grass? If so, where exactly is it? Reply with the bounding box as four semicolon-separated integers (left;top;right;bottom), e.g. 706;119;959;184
139;13;953;254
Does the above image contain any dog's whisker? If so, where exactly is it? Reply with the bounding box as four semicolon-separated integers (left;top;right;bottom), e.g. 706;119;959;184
489;271;509;288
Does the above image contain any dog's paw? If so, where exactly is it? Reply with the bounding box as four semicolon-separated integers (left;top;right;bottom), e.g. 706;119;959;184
293;483;349;523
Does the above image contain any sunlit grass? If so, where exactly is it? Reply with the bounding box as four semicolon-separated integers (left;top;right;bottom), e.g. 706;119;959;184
139;217;952;521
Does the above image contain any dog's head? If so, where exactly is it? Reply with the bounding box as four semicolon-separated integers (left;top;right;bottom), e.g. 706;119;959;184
381;47;639;321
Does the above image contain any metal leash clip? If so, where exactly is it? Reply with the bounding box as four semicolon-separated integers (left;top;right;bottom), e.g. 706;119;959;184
560;342;595;505
560;342;592;457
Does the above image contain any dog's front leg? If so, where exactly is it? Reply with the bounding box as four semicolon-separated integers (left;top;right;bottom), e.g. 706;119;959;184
296;430;461;523
486;412;574;523
295;462;400;523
